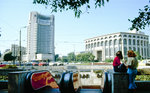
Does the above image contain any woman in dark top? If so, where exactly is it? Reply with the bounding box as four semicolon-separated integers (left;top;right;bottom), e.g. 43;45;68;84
113;51;123;72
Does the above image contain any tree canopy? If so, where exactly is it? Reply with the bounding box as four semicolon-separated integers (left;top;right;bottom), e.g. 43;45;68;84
67;52;76;62
3;52;16;61
76;52;95;62
33;0;150;31
129;5;150;31
33;0;109;17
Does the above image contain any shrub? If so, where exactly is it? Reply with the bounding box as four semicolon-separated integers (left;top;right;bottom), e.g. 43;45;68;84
136;75;150;81
105;59;113;63
137;68;150;75
0;65;17;69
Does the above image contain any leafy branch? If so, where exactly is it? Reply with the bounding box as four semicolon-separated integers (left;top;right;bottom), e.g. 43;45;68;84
129;5;150;31
33;0;109;17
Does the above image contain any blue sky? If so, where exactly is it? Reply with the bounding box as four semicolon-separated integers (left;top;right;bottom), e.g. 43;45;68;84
0;0;150;56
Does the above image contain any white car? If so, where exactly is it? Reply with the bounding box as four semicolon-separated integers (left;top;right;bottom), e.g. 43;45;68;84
49;62;64;66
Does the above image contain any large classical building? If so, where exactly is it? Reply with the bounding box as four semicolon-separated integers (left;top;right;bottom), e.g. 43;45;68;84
85;30;150;61
26;12;55;61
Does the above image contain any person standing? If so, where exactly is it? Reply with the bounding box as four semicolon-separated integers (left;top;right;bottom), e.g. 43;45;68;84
126;50;138;92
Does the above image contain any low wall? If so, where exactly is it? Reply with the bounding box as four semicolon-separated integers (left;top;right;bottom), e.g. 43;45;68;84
135;81;150;90
0;69;24;89
112;72;150;93
112;72;129;93
8;71;29;93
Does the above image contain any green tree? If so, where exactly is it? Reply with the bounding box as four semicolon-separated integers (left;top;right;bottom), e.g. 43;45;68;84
76;52;95;62
33;0;150;31
55;54;61;61
61;56;68;62
68;52;76;62
134;51;141;60
76;53;82;61
3;52;16;61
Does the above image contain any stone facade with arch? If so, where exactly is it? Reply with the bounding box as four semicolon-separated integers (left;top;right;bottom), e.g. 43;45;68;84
85;30;150;61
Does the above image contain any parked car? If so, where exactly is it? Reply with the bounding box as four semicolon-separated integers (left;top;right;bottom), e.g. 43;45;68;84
32;62;39;66
49;62;64;66
49;62;55;66
57;62;64;66
39;62;48;66
25;62;33;66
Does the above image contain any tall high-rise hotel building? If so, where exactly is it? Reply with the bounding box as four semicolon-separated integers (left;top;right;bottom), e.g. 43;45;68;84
27;12;55;61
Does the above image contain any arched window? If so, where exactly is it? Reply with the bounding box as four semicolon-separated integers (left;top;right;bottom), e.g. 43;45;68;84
137;40;139;45
123;35;127;37
128;35;131;38
133;39;135;45
129;39;131;45
144;48;146;57
141;48;143;56
141;41;143;46
101;41;103;46
114;35;117;38
97;42;100;47
109;40;112;46
119;39;122;44
138;47;140;53
94;43;96;47
124;39;127;45
91;43;93;48
105;48;108;56
86;45;88;49
144;41;146;46
114;47;118;54
110;48;113;56
124;47;127;55
114;39;117;45
105;41;108;46
88;44;90;48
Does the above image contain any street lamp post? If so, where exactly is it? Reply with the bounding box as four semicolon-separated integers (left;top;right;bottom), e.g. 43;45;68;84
0;27;1;37
19;26;27;66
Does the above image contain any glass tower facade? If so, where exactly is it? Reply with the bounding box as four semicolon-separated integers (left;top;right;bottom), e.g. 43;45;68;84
27;12;55;61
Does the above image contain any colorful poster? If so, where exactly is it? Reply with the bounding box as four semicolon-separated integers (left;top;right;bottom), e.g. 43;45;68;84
31;71;59;90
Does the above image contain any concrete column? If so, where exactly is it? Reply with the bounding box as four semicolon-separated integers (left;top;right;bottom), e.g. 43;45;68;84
122;38;124;58
8;71;29;93
135;39;137;52
103;40;106;61
139;40;142;56
142;40;144;58
108;40;110;58
131;38;133;49
127;38;129;51
112;39;115;58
